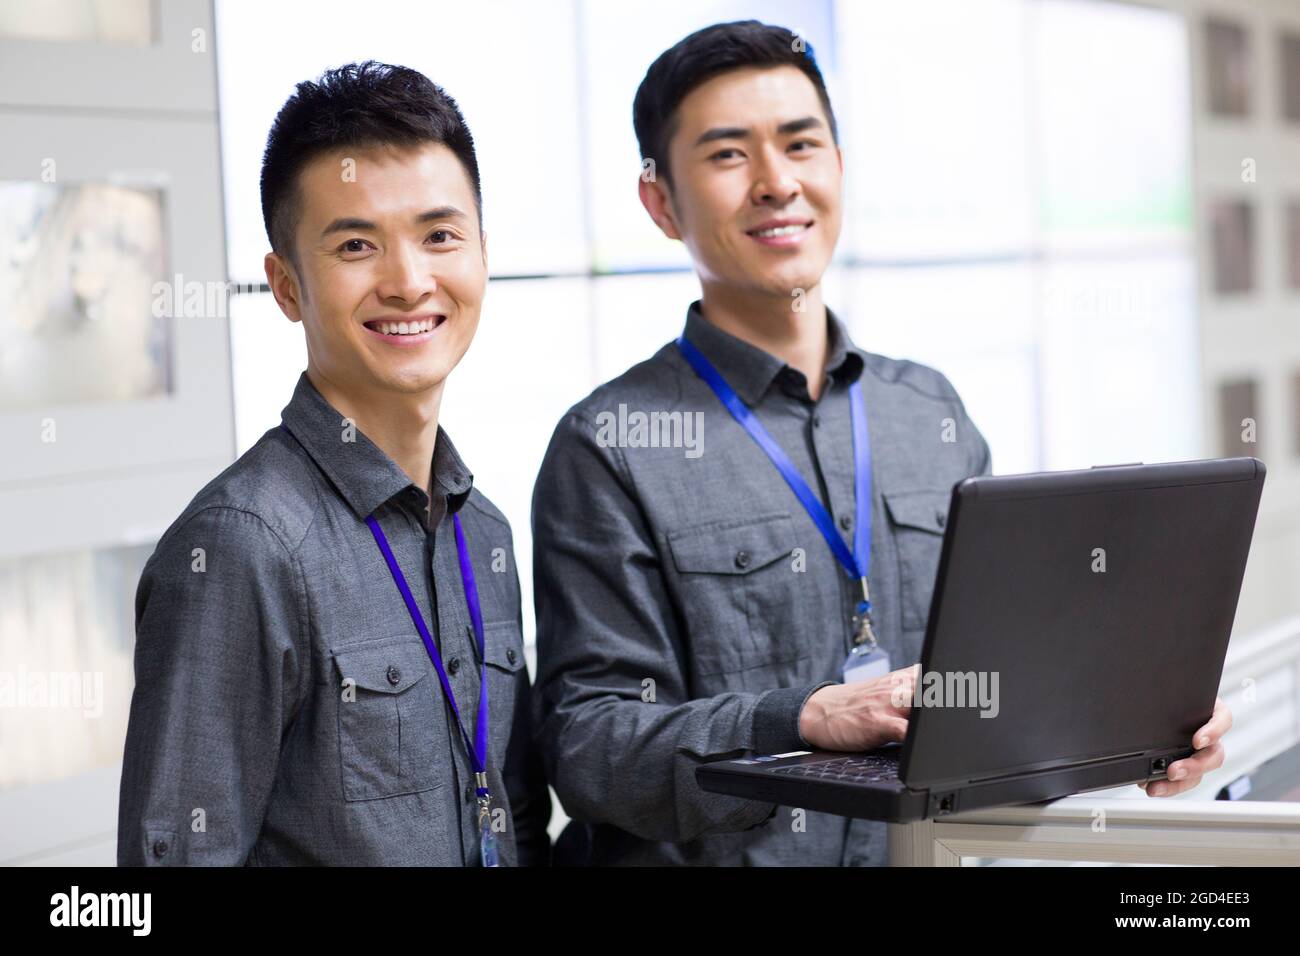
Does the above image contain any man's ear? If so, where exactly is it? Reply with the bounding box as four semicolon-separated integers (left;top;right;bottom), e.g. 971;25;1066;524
264;251;305;322
480;227;489;272
638;175;683;242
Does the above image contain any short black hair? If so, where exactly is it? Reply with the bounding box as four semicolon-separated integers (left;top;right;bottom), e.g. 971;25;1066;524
260;60;482;270
632;20;838;186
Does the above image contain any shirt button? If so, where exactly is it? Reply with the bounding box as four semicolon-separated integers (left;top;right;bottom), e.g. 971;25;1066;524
813;414;822;428
152;839;169;859
448;657;461;676
936;511;946;528
506;648;518;665
839;514;852;531
386;665;401;686
465;785;475;803
734;550;751;570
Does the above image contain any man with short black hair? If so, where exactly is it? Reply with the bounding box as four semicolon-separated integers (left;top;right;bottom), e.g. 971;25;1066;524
119;61;549;866
532;21;1229;866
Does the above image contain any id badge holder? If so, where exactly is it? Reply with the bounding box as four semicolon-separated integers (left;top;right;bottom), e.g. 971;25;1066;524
844;584;890;683
478;801;500;867
842;642;891;683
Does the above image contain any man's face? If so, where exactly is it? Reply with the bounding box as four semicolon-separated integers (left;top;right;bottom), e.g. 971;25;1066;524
641;65;843;300
266;141;487;399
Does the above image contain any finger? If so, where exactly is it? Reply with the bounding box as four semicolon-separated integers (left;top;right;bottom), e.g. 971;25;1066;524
1147;774;1202;798
1193;699;1232;749
887;665;919;689
884;674;915;715
882;665;917;686
893;682;915;717
1153;743;1225;796
883;715;909;743
1168;742;1225;782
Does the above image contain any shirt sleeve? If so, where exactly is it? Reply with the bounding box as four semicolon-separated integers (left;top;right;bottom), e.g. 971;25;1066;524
531;412;825;844
117;506;307;866
974;430;993;477
962;401;993;478
930;367;993;478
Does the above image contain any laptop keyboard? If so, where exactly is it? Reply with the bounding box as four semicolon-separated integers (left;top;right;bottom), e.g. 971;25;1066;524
769;754;901;784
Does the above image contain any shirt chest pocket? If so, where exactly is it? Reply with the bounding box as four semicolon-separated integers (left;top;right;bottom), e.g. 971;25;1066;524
479;620;525;770
667;513;811;678
331;637;450;802
883;490;951;632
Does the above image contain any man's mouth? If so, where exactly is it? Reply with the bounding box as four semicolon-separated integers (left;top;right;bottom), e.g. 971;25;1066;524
747;222;812;238
746;219;814;246
362;315;446;337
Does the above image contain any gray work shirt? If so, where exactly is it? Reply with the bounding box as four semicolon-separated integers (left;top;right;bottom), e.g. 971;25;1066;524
118;371;550;866
532;302;991;866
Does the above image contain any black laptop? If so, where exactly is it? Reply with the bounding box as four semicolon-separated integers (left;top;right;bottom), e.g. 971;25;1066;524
696;457;1265;823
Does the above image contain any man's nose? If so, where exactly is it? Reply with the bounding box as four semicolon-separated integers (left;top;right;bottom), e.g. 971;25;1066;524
750;149;801;206
376;242;437;302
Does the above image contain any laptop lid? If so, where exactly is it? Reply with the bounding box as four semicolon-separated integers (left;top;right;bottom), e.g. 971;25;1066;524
900;457;1264;790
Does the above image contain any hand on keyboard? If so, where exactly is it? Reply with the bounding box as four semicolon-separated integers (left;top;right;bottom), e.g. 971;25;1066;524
797;663;919;752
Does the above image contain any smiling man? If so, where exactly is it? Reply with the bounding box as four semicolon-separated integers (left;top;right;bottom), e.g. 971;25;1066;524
118;61;549;866
531;21;1230;866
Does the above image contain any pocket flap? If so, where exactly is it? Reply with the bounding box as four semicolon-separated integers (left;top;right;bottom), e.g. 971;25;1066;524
667;513;795;574
332;637;431;694
482;621;525;672
883;490;951;534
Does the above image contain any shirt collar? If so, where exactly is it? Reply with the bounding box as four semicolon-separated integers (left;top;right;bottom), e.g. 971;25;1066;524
679;300;864;405
279;370;473;524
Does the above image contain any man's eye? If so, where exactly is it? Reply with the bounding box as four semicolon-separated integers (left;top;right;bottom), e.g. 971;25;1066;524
428;230;451;243
790;140;816;152
340;238;369;253
710;148;741;161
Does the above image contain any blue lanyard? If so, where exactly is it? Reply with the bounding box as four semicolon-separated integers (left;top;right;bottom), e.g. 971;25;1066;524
365;510;498;865
677;335;875;625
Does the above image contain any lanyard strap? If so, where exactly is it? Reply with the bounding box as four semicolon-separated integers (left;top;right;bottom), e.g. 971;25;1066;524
676;335;874;597
365;511;489;793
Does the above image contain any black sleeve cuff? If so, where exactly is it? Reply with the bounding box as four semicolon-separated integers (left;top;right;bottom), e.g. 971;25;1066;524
752;681;838;754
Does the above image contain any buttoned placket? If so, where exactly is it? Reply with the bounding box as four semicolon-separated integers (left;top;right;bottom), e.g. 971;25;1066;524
386;485;480;865
422;503;484;865
780;367;863;661
795;368;895;871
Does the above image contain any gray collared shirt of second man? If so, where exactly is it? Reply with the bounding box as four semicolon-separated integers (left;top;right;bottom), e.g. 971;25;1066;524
118;371;550;865
532;302;991;866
